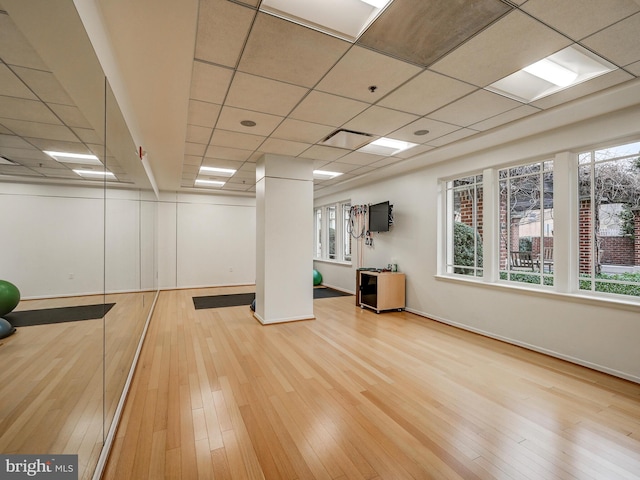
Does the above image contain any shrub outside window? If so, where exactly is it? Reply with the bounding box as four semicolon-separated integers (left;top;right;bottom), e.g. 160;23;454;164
446;175;483;277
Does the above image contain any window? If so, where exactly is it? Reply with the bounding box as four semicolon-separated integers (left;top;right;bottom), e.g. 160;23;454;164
445;174;483;277
499;161;554;286
578;141;640;297
314;201;351;263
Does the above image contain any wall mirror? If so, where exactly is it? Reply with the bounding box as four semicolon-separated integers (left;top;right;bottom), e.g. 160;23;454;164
0;1;158;478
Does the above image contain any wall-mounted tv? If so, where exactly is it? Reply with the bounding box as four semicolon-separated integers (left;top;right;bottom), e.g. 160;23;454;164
369;201;390;232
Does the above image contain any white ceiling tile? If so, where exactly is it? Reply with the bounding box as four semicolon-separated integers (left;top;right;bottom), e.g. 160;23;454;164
0;13;48;70
204;144;254;161
470;104;540;131
582;12;640;66
183;154;202;166
522;0;639;40
0;133;33;149
431;11;572;87
225;72;309;117
429;90;523;127
48;104;92;129
0;96;60;124
378;69;477;116
271;119;334;144
187;100;221;128
72;127;102;144
3;120;77;142
388;117;459;144
290;91;369;127
185;142;207;156
216;106;283;137
190;61;234;104
34;167;80;178
209;129;265;150
315;46;422;102
13;66;74;105
237;13;350;88
428;128;480;147
201;159;244;170
301;145;349;162
337;151;385;166
258;138;310;156
393;143;434;159
0;124;11;134
186;124;213;144
0;164;40;176
0;64;37;100
195;0;254;68
626;60;640;75
530;70;634;110
318;162;365;174
343;106;419;136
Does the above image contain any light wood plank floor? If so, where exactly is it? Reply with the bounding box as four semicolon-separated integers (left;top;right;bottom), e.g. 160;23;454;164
103;287;640;479
0;292;153;480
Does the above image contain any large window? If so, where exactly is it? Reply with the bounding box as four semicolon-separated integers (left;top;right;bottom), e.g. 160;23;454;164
578;141;640;297
441;138;640;303
499;161;554;286
445;175;483;277
314;201;351;263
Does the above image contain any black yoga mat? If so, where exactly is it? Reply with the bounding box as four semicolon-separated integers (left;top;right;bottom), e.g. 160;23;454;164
5;303;115;327
193;287;352;310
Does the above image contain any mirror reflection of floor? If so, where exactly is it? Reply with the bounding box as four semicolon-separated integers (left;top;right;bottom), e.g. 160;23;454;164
0;291;154;480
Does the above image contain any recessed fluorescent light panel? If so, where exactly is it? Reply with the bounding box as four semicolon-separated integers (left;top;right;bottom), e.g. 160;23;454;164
486;45;617;103
73;169;116;179
195;179;226;187
313;170;343;179
357;137;418;156
44;151;102;166
259;0;393;42
199;166;237;176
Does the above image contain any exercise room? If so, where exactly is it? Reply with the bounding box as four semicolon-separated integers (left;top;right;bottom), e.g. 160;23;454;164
1;0;640;479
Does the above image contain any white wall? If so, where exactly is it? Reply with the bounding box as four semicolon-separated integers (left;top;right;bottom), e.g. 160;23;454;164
315;102;640;383
0;181;152;298
157;192;255;289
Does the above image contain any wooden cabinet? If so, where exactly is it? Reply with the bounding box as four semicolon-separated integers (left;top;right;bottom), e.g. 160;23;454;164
357;271;405;313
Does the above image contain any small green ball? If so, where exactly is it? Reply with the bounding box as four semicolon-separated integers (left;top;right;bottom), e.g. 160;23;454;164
0;280;20;316
313;269;322;286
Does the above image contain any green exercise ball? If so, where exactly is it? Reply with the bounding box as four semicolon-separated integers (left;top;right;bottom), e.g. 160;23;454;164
313;269;322;286
0;280;20;317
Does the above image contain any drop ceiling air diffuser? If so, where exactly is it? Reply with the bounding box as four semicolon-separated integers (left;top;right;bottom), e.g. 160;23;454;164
320;129;373;150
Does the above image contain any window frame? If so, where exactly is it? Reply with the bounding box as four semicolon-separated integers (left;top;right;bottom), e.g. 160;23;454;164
314;200;352;264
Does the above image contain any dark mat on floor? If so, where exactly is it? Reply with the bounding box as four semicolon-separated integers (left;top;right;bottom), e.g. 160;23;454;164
193;287;353;310
313;287;353;299
193;292;256;310
5;303;116;327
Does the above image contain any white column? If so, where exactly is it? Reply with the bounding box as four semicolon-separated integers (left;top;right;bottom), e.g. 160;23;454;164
255;154;314;324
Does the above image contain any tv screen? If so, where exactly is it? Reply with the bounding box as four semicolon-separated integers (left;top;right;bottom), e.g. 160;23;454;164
369;201;390;232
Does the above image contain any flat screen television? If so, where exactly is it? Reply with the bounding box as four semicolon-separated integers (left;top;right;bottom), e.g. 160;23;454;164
369;201;390;232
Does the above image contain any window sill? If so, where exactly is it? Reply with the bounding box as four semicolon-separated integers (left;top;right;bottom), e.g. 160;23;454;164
434;273;640;312
313;258;352;267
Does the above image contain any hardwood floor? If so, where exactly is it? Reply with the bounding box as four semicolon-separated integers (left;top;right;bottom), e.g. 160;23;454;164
103;286;640;479
0;292;153;480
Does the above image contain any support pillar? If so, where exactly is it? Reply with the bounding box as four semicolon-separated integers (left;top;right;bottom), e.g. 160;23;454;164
255;154;314;324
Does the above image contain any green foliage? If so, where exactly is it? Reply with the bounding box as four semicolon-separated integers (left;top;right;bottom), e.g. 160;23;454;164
519;236;533;251
453;222;483;274
580;272;640;297
617;204;635;239
499;272;554;286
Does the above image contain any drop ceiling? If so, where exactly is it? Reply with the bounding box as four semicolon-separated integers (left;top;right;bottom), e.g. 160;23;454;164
1;0;640;195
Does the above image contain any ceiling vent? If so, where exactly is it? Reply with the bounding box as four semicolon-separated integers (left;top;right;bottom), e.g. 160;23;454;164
320;129;374;150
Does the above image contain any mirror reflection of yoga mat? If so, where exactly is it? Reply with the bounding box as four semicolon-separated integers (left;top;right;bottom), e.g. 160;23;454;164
5;303;115;327
192;288;352;310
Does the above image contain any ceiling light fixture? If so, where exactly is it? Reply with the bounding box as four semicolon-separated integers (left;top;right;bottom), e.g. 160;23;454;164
357;137;418;156
44;151;102;165
522;58;577;87
259;0;393;42
195;179;226;187
199;166;237;176
73;169;115;178
486;45;617;103
313;170;343;179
